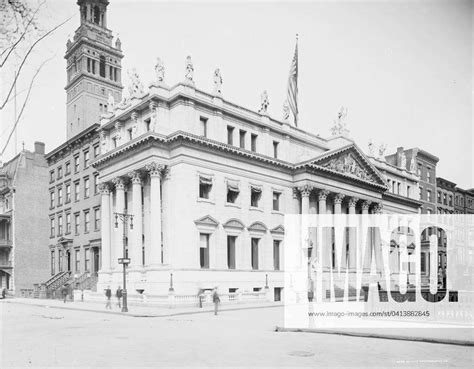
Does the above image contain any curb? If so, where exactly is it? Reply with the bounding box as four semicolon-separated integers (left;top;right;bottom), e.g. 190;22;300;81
2;299;282;318
274;326;474;347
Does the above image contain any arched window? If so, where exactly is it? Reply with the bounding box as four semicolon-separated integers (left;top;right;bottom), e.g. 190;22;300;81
99;55;106;77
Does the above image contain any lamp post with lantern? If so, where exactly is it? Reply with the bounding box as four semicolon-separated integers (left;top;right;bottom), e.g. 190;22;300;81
114;209;134;313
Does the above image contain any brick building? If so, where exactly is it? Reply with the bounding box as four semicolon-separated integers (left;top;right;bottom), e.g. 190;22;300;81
436;177;456;214
45;125;102;290
0;143;50;296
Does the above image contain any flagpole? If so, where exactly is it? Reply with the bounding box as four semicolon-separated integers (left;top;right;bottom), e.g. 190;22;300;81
295;34;298;127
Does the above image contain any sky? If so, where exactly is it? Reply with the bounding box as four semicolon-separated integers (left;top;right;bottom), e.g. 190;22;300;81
1;0;473;188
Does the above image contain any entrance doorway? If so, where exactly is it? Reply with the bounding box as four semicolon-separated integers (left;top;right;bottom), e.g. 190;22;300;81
92;247;100;275
66;250;71;272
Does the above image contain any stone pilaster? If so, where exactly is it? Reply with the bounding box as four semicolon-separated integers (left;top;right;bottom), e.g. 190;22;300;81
128;171;143;270
146;162;164;266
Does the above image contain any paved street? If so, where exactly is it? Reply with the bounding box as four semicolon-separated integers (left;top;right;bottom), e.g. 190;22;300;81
1;302;472;368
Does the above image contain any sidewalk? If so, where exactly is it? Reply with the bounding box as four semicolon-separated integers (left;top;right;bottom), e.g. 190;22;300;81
275;325;474;347
1;297;282;317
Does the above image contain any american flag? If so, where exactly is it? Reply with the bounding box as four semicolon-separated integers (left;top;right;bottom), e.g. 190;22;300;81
287;36;298;127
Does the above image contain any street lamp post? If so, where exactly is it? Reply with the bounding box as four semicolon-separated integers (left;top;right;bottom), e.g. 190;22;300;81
114;208;134;313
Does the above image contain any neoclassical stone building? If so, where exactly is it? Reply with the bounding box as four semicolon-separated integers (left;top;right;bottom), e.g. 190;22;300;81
92;65;422;297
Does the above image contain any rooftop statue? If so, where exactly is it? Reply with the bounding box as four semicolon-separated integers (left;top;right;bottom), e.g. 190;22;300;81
128;68;144;97
259;90;269;114
378;143;387;160
400;151;407;169
368;140;374;157
409;156;416;172
330;106;349;136
154;57;165;83
185;55;194;82
213;68;223;95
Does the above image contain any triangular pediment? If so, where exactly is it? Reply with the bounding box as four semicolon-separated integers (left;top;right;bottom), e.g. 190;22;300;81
194;215;219;228
305;144;387;187
270;225;285;235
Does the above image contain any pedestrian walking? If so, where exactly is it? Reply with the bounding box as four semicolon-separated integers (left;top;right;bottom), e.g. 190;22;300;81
212;287;220;316
116;286;123;308
198;288;204;308
2;288;6;299
61;285;68;303
105;286;112;310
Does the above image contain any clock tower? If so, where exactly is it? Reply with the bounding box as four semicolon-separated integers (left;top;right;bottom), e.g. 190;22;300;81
65;0;123;139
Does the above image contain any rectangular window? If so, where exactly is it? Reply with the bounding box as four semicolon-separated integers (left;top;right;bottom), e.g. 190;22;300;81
427;190;432;202
407;185;411;197
200;117;208;137
437;191;441;203
397;183;401;195
443;193;447;205
51;250;55;275
421;252;426;273
273;141;279;159
251;238;259;270
50;170;55;182
65;184;71;203
226;180;239;204
94;208;100;231
50;217;55;237
94;145;100;158
84;177;90;198
65;213;71;234
427;168;431;183
273;240;281;271
74;155;80;172
74;182;80;201
84;211;90;233
94;174;99;194
65;162;71;175
57;215;63;235
58;250;63;272
417;164;422;177
239;130;246;149
251;134;257;152
227;126;234;145
57;187;63;205
84;150;90;168
84;248;90;272
273;192;281;211
227;236;236;270
199;176;212;199
74;213;80;235
75;249;80;272
419;187;423;200
250;186;262;207
199;233;210;269
50;191;55;208
57;166;63;179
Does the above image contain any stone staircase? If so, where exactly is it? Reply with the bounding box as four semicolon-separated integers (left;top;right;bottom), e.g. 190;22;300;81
73;272;98;292
34;271;72;299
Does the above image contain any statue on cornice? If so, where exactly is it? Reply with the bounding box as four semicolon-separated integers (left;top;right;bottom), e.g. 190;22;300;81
128;68;144;97
283;99;290;121
213;68;223;95
368;140;374;157
378;143;386;160
409;156;416;172
330;106;349;136
400;151;407;169
259;90;269;114
185;55;194;82
107;92;115;113
117;95;130;109
155;57;165;83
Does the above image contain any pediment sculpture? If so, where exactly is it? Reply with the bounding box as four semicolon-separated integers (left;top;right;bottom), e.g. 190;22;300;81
321;153;375;182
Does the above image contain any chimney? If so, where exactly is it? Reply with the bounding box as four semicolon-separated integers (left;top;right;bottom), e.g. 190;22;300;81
34;141;45;155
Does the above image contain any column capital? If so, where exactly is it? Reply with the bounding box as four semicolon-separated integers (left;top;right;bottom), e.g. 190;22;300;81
128;171;143;185
112;177;126;190
348;197;359;208
361;200;372;211
298;185;313;198
334;193;345;205
372;203;383;214
292;187;299;199
146;162;165;177
318;190;330;201
98;182;110;195
131;111;138;122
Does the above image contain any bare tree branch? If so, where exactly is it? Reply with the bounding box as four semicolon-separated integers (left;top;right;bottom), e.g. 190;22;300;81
0;0;46;65
0;14;73;111
1;56;53;156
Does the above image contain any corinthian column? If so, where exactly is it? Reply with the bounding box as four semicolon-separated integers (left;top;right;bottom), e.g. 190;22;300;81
318;190;330;268
99;183;111;271
113;177;126;269
333;193;345;267
146;162;164;266
129;171;143;269
348;197;358;269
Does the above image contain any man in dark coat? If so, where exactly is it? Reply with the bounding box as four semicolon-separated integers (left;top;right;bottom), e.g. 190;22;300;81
61;285;68;303
212;287;220;316
105;286;112;310
116;286;123;308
